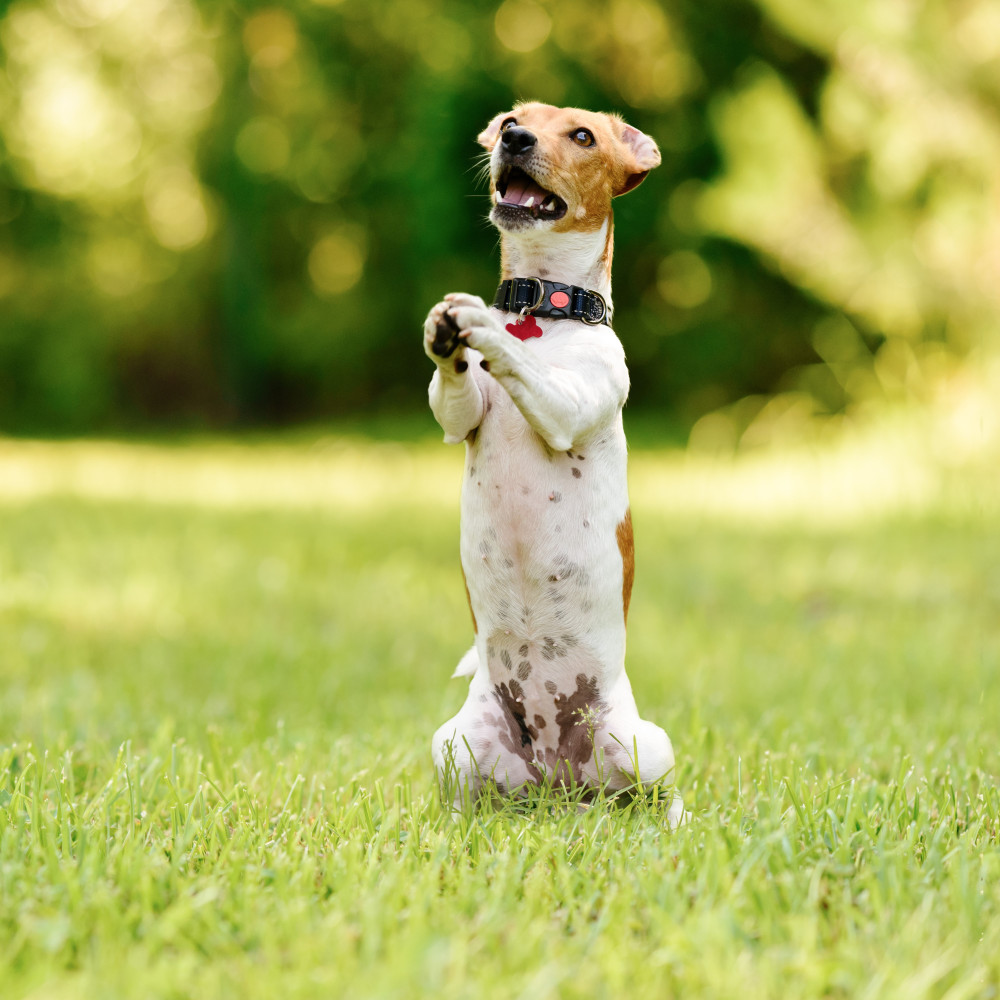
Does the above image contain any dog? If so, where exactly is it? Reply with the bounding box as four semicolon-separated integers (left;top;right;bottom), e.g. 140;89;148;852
422;102;685;826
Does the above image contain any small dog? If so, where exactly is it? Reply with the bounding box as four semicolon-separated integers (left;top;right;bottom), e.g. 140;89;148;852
423;102;684;826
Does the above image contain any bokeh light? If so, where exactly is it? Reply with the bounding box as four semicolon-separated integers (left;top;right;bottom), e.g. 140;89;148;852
494;0;551;53
657;252;713;309
144;165;212;251
308;226;367;298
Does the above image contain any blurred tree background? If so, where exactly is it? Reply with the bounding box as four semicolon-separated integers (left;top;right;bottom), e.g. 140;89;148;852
0;0;997;442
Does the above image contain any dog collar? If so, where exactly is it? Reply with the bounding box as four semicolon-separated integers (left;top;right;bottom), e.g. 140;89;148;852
492;277;611;327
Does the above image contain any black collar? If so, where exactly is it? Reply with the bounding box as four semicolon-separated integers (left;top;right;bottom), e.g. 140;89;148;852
492;277;611;326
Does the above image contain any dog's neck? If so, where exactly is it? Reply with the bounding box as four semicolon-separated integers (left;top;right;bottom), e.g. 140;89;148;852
499;217;614;311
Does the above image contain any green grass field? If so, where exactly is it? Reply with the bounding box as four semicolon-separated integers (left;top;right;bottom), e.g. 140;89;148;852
1;415;998;999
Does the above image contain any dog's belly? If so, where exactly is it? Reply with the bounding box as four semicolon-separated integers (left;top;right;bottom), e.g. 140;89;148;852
460;388;632;690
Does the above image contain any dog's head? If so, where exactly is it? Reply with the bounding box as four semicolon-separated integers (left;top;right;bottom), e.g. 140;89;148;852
478;102;661;235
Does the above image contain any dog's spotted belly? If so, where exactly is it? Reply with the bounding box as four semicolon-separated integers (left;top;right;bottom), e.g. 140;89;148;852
460;393;632;651
461;516;631;664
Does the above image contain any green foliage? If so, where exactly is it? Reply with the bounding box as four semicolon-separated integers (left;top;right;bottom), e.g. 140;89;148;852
0;431;998;997
0;0;998;437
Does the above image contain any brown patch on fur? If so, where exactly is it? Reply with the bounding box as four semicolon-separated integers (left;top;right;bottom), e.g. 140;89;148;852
489;680;538;766
541;636;568;660
600;225;615;288
616;507;634;624
539;673;603;785
461;567;477;633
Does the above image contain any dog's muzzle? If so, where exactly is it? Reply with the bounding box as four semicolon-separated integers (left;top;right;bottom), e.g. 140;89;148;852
492;133;568;223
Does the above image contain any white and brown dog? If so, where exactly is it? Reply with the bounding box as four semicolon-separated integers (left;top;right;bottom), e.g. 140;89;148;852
423;102;685;825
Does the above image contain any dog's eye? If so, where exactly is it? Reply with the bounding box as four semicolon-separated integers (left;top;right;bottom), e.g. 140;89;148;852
500;117;517;132
570;128;595;147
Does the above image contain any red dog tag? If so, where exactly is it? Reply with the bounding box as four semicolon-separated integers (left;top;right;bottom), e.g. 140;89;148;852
506;315;543;341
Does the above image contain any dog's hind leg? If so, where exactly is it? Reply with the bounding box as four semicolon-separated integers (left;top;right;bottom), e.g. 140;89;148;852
432;668;538;809
588;707;689;829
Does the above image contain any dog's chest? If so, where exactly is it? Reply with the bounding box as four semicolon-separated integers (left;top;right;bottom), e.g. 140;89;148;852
463;380;624;540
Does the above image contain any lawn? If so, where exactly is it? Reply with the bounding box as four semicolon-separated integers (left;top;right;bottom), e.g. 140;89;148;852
1;413;998;999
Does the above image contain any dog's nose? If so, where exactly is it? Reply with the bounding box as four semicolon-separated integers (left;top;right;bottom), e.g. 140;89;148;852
501;126;537;156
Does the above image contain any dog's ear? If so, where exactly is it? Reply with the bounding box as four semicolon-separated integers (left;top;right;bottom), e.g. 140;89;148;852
477;112;509;151
614;122;661;196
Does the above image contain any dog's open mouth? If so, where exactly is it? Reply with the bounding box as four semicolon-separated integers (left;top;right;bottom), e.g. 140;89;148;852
495;166;567;220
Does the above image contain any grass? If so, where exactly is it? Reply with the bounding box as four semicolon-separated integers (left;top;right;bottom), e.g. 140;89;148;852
1;412;998;999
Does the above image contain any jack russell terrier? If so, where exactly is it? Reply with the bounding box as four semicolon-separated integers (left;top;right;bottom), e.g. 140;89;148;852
422;102;685;826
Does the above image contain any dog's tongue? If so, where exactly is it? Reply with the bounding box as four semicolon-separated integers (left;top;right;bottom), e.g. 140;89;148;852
502;173;550;206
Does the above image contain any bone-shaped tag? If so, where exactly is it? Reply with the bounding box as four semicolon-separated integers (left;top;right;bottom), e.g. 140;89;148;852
506;316;543;341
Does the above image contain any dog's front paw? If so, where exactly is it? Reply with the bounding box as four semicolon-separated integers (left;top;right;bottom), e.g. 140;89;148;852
444;293;506;359
423;301;464;361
